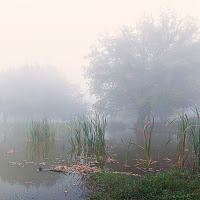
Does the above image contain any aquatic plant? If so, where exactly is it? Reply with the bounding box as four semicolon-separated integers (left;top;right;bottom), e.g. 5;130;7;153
175;110;188;169
132;111;154;170
174;108;200;171
188;108;200;171
67;113;107;156
27;117;56;141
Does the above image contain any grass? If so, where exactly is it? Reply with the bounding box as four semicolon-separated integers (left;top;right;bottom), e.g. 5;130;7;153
67;113;107;156
89;169;200;199
27;117;56;141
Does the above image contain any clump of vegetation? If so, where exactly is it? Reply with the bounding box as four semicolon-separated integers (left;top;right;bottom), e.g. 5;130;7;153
67;113;107;156
132;111;154;170
174;108;200;172
89;169;200;199
27;117;56;141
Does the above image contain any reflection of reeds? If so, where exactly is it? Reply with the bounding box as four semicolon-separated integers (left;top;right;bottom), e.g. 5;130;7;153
121;138;131;167
27;117;56;141
67;113;107;157
26;139;56;161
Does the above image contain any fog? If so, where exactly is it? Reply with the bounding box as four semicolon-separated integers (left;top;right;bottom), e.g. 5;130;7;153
1;0;200;121
0;66;86;121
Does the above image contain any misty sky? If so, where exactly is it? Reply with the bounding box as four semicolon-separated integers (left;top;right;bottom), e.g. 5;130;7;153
0;0;200;86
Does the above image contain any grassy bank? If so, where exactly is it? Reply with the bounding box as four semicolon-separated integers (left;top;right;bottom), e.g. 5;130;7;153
89;169;200;199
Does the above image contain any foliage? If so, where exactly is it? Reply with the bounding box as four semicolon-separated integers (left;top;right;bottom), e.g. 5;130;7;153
67;113;107;156
27;117;56;141
90;169;200;199
132;111;154;170
174;108;200;171
0;65;86;121
85;10;200;120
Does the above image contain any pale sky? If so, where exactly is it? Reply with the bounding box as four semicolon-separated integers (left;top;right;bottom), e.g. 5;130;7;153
0;0;200;86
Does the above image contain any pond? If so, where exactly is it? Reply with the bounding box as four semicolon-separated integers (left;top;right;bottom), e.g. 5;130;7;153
0;120;195;199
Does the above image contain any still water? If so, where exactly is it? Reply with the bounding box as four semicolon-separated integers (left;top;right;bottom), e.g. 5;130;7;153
0;121;180;199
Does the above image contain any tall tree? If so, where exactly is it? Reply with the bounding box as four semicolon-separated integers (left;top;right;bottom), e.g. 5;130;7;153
85;10;200;121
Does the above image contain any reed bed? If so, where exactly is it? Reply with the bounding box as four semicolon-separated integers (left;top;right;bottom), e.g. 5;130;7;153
132;111;154;170
67;113;107;156
27;117;56;141
174;108;200;171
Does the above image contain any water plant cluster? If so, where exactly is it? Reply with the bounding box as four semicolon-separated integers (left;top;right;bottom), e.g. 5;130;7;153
16;110;200;199
175;108;200;171
67;113;107;156
132;111;154;170
27;117;56;141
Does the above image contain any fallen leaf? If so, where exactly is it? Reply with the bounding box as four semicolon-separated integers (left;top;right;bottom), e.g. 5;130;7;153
6;150;15;154
151;161;158;164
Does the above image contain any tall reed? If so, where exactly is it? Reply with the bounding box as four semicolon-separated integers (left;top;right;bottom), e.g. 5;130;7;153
67;113;107;156
27;117;56;141
174;108;200;171
176;111;187;169
132;111;154;170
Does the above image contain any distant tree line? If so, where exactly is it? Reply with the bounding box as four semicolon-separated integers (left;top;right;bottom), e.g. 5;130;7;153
0;65;86;121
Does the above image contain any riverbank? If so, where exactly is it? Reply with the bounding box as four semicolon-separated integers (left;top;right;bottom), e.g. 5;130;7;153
88;169;200;199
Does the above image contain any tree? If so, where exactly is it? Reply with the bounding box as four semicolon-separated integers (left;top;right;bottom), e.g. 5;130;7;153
0;65;86;121
84;10;200;121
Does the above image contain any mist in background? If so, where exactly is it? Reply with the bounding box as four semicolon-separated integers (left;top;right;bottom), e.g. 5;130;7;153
1;0;200;122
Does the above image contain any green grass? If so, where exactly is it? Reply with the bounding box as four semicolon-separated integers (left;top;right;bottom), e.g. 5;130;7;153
89;169;200;199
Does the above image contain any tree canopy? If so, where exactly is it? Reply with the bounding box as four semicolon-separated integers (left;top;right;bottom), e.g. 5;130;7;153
85;10;200;121
0;65;86;121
